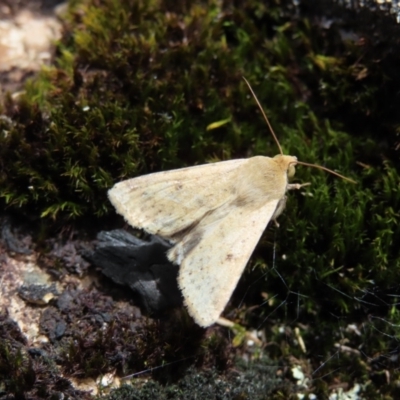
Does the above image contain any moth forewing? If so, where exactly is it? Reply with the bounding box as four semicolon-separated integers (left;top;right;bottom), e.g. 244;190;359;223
174;198;282;327
108;159;247;240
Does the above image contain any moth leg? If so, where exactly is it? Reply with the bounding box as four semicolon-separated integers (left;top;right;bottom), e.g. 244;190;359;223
287;182;311;190
272;196;287;227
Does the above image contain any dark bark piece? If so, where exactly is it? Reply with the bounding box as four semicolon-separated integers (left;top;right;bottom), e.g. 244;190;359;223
86;230;182;315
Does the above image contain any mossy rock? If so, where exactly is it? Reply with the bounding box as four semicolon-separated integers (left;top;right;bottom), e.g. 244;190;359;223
1;0;400;399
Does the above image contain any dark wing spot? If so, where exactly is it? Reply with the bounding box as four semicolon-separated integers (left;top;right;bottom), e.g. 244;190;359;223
182;230;203;258
233;195;251;208
196;198;205;207
169;216;203;241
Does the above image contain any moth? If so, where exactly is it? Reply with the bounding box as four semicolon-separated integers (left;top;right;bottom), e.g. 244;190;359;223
108;78;354;327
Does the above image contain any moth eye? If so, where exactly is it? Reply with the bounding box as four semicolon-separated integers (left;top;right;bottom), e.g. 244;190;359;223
288;164;296;178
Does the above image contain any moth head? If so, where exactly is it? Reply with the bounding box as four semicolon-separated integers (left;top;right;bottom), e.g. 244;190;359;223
273;154;298;178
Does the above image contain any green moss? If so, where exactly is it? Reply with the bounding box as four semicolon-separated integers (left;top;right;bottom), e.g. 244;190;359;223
0;342;35;397
98;358;292;400
1;0;400;398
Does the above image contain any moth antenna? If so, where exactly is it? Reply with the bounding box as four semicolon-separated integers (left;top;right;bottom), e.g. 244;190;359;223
242;77;283;156
295;161;356;184
242;77;355;184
